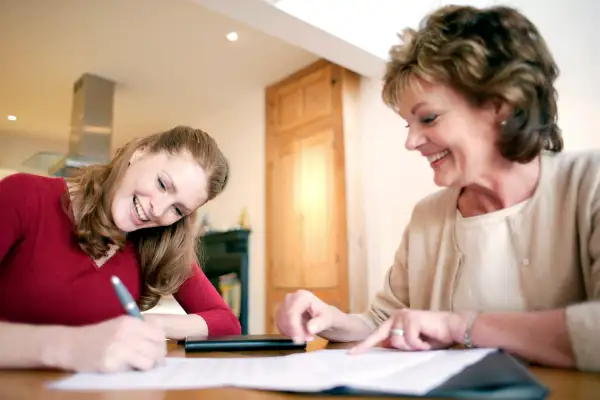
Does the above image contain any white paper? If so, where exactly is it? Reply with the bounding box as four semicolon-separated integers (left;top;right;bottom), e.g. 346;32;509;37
48;348;496;395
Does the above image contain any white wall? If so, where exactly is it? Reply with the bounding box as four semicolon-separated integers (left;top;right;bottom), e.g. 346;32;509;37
0;131;67;175
191;88;267;334
355;78;438;298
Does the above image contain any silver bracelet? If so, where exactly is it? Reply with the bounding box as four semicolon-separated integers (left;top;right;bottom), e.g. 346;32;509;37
463;312;480;348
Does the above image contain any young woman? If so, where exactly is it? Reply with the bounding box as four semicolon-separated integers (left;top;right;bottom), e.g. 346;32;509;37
277;5;600;372
0;125;241;373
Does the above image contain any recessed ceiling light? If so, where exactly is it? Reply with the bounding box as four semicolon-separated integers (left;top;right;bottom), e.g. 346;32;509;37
226;32;238;42
7;115;16;121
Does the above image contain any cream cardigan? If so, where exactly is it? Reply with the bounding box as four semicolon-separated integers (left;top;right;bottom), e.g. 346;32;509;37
363;150;600;372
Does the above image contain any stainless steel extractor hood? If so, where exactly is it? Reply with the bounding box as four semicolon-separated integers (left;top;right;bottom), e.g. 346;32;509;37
23;73;116;177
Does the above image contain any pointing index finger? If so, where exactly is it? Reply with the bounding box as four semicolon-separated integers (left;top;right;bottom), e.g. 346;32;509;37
349;318;393;355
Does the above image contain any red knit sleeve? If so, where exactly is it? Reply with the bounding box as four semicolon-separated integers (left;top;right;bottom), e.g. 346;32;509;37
172;265;241;337
0;173;36;264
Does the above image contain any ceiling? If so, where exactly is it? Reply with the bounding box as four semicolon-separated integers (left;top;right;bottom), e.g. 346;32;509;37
0;0;317;141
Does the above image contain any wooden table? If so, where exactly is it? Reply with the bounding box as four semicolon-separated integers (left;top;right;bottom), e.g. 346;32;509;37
1;339;599;399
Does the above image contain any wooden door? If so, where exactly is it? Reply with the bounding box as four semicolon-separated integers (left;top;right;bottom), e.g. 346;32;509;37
266;60;349;333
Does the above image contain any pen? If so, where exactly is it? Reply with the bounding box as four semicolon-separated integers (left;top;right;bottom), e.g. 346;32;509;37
110;275;143;319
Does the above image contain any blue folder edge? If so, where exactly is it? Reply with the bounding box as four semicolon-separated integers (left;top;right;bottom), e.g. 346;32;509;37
297;350;549;399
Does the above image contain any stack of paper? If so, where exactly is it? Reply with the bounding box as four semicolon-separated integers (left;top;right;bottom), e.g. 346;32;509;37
48;348;496;396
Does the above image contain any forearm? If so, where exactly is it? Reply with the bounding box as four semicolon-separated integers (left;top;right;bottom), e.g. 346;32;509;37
0;322;70;369
145;314;208;340
464;309;574;368
319;307;375;342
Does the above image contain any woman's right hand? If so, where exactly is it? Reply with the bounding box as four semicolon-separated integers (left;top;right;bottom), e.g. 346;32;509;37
276;290;335;344
57;315;166;373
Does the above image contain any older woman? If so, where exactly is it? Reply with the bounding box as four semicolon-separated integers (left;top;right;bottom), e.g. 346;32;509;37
276;5;600;372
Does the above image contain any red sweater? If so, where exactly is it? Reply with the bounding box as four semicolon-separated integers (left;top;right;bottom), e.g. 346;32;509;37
0;173;240;337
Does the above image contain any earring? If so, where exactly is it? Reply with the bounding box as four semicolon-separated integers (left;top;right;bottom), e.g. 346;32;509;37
500;120;507;127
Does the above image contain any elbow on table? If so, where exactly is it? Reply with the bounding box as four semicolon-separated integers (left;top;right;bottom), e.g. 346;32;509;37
565;302;600;372
227;314;242;336
205;310;241;337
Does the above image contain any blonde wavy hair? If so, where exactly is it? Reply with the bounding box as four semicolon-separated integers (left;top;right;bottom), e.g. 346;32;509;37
383;5;563;163
63;126;228;311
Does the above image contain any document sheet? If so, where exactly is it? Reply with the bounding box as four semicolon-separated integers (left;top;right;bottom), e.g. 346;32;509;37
49;348;496;395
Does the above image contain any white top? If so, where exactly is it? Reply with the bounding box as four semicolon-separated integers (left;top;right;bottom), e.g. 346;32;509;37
452;199;530;312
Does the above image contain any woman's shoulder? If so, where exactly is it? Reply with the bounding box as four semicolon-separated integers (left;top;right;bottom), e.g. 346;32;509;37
1;171;60;186
410;187;459;222
1;172;66;205
544;149;600;171
543;150;600;187
541;148;600;165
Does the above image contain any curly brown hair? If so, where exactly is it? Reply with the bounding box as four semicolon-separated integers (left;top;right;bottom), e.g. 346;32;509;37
64;126;228;311
383;5;563;163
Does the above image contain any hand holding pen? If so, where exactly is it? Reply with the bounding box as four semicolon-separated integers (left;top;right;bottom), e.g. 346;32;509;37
110;275;143;319
47;276;166;373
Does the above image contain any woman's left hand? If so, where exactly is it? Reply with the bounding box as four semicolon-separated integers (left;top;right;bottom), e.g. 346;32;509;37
350;309;471;354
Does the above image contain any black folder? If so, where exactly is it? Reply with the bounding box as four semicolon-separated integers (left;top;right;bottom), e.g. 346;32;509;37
321;350;549;399
184;334;307;352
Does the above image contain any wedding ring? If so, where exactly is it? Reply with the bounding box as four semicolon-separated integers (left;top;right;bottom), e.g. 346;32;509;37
391;328;405;336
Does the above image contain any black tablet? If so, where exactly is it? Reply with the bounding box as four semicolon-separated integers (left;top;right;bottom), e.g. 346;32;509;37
184;334;307;352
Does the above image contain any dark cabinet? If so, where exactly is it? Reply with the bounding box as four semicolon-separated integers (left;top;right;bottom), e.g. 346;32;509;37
197;229;250;334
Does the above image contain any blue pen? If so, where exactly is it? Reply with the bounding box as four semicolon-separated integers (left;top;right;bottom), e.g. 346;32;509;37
111;275;143;319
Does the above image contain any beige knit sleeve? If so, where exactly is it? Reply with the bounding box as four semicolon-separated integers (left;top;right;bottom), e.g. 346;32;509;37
565;301;600;372
359;228;410;328
566;181;600;371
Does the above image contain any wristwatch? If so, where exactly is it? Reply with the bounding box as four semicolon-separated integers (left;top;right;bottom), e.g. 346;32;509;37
463;312;480;348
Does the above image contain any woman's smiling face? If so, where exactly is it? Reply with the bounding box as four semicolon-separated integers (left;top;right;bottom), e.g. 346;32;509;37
398;79;505;188
111;149;208;232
